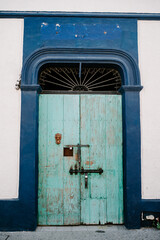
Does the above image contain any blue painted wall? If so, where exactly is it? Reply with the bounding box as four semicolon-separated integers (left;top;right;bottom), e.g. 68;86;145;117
23;17;138;62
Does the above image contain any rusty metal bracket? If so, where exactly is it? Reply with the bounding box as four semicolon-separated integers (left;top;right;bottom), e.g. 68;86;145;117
69;167;103;175
65;144;90;148
65;144;89;170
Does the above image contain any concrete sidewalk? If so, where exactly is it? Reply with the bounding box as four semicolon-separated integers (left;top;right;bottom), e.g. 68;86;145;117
0;225;160;240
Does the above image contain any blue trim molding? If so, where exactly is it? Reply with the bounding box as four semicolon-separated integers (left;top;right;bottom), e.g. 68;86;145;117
22;48;140;85
0;11;160;20
20;84;41;92
141;199;160;212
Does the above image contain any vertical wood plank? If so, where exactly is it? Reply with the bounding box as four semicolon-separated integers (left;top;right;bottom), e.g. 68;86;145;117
80;95;107;224
106;95;123;224
38;95;64;225
46;95;64;225
38;95;48;225
63;95;80;225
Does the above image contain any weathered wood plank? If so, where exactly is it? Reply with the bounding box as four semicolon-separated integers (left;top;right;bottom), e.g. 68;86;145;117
63;95;80;225
106;95;123;224
38;95;48;225
38;95;64;225
80;95;107;224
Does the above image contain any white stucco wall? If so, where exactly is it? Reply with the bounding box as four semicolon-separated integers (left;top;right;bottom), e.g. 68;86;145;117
0;19;23;199
0;18;160;200
138;21;160;199
0;0;160;13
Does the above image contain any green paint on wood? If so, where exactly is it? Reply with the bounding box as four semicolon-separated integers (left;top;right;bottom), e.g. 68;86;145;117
38;95;80;225
38;94;123;225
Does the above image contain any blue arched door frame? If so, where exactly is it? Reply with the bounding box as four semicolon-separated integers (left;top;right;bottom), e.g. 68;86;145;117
1;48;143;230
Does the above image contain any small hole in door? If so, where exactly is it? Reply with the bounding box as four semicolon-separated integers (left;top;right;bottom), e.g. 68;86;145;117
64;148;73;157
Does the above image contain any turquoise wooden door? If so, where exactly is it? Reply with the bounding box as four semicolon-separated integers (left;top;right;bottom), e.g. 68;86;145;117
38;94;123;225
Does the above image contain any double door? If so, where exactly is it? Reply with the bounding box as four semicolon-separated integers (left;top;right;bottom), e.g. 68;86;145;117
38;94;123;225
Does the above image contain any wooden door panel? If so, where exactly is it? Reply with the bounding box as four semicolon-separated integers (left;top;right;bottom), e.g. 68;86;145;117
80;95;123;224
38;94;123;225
38;95;80;225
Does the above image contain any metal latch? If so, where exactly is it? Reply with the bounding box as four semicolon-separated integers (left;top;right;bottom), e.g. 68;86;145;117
65;144;90;169
69;167;103;175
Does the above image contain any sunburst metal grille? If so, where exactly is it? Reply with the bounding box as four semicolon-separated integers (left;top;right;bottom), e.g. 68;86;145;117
39;63;121;92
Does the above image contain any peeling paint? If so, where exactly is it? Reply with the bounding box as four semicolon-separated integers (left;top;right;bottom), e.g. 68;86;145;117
85;161;93;166
41;22;48;27
56;23;61;27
